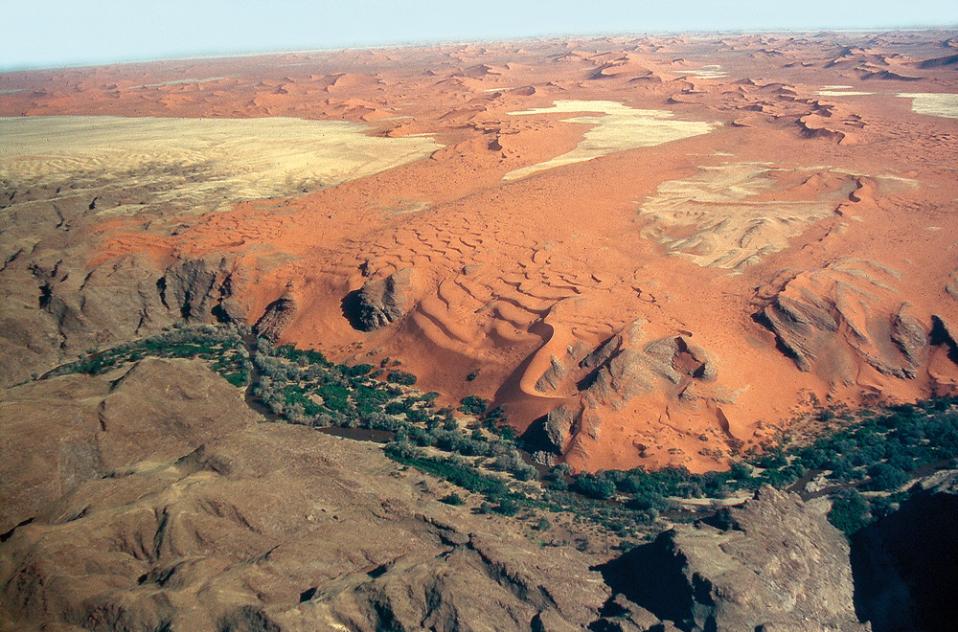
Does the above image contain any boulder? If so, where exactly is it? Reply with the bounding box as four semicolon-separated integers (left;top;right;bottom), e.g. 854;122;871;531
347;268;414;331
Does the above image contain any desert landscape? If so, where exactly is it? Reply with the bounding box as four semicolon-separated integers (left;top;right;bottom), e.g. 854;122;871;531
1;27;958;632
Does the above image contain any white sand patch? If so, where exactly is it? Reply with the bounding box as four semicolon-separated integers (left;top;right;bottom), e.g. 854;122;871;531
638;163;858;271
681;64;727;79
135;77;227;88
503;100;716;181
817;89;874;96
0;115;441;211
897;93;958;119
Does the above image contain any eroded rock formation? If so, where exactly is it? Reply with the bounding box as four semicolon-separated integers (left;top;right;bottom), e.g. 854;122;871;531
594;487;869;632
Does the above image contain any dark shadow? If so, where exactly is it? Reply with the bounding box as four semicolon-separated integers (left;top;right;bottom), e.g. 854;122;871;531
518;414;555;454
340;289;367;331
591;532;698;631
930;316;958;364
851;491;958;631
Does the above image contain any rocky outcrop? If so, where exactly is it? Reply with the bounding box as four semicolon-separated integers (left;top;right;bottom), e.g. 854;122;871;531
521;317;733;469
577;321;718;410
345;268;414;331
523;405;581;456
254;290;297;342
753;260;937;380
160;258;233;322
0;359;610;632
594;487;869;632
890;306;927;368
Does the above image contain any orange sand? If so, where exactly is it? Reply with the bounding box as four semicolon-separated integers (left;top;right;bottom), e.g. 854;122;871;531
3;33;956;473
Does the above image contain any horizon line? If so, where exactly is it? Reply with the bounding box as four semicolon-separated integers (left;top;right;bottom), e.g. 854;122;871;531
2;24;957;74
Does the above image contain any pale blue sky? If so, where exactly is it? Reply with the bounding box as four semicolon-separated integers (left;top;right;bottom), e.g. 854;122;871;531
3;0;958;70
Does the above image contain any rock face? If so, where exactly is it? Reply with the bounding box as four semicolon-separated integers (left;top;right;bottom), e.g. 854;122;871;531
523;405;581;455
160;258;234;322
522;317;733;470
254;291;297;342
0;359;610;632
346;268;414;331
594;487;869;632
753;260;931;379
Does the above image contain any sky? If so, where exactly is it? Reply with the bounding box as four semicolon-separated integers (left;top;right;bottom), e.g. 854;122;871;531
3;0;958;70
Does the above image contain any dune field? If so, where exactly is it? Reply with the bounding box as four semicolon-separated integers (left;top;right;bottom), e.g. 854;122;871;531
1;31;957;474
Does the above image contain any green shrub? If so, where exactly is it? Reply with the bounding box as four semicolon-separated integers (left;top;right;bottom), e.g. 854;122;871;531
440;492;465;506
386;371;417;386
828;490;870;535
459;396;489;416
571;474;616;500
493;497;520;516
865;463;909;491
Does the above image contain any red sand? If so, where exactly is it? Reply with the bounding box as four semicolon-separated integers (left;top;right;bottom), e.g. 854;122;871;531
3;33;956;472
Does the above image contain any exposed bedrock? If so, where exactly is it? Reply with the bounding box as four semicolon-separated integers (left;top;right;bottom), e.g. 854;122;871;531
0;248;241;386
523;404;583;458
752;260;958;382
522;317;730;465
592;487;869;632
160;257;237;323
253;289;297;342
0;358;610;632
342;267;415;331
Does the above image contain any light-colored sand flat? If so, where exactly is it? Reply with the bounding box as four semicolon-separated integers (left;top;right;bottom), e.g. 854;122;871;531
817;90;874;96
0;115;441;211
638;162;857;270
897;93;958;119
681;64;727;79
135;77;228;88
503;100;715;180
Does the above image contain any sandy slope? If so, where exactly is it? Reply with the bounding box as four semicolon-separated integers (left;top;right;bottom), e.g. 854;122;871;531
1;31;957;473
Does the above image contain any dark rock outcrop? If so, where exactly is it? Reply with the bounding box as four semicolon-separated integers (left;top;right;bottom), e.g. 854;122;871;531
254;291;297;342
594;487;868;631
522;405;581;455
344;268;414;331
161;258;233;322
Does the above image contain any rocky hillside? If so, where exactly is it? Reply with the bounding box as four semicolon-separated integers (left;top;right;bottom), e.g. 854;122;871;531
0;357;896;632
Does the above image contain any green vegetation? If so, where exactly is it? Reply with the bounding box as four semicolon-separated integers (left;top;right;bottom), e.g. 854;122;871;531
459;395;489;416
45;325;250;386
44;324;958;540
386;370;417;386
828;489;871;535
440;492;465;506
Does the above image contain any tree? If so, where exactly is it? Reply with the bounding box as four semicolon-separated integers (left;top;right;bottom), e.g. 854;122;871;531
440;492;465;506
572;473;616;500
865;463;909;491
828;490;870;535
459;396;489;416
